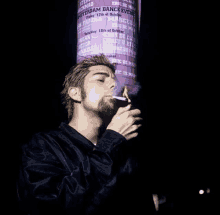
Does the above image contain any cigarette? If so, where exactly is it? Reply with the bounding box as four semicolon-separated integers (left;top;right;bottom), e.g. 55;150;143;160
112;96;127;101
112;96;131;104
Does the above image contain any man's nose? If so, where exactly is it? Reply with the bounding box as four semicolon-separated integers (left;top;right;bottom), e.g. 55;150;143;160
105;82;116;95
109;81;116;90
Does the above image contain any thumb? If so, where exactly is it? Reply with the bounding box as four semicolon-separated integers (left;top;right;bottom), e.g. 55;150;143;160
116;104;131;115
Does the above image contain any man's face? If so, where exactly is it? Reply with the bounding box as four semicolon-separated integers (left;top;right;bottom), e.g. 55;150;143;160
81;65;118;117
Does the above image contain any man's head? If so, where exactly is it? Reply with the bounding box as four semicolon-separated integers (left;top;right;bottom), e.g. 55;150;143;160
60;54;118;122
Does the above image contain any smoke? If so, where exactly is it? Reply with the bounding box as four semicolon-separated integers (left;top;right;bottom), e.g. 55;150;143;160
113;78;142;97
112;79;124;97
128;82;142;96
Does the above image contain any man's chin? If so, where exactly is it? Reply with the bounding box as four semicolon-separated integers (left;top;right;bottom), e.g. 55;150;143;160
100;105;118;117
98;110;117;128
98;99;118;119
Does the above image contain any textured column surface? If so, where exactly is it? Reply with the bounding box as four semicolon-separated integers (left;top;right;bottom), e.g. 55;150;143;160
77;0;141;97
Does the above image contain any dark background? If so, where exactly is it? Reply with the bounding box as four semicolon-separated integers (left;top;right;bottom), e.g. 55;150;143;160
14;0;216;213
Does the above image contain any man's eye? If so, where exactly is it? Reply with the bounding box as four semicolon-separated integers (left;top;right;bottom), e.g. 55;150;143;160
98;80;104;82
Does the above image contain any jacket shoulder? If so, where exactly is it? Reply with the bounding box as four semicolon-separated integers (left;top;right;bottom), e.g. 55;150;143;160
21;128;65;161
29;127;64;143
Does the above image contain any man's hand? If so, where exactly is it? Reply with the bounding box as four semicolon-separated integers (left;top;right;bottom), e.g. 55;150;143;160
106;104;143;141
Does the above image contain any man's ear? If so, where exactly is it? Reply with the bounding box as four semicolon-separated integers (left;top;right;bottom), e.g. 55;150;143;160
68;87;82;103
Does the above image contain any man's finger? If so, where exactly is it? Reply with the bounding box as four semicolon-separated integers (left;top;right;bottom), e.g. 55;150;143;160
128;109;141;116
134;117;143;122
117;104;131;114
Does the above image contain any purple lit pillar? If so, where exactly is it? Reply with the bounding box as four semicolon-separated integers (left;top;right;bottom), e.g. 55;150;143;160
77;0;141;97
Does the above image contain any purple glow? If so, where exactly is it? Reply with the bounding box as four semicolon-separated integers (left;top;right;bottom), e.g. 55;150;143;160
77;0;141;97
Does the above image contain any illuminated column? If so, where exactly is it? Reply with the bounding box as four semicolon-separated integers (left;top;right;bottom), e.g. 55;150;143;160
77;0;141;97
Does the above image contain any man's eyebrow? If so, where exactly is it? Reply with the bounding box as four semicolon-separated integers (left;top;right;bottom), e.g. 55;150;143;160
92;72;116;79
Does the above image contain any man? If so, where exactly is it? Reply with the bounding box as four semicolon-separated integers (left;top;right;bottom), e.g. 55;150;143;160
16;54;156;214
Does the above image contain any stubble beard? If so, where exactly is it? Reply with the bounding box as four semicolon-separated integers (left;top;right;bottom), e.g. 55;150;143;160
81;86;118;127
98;97;118;117
97;97;118;126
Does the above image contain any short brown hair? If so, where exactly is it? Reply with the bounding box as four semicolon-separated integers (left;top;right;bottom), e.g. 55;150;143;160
60;54;116;122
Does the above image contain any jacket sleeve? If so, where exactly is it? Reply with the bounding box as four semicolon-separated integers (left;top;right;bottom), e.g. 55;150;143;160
84;129;136;214
16;129;131;215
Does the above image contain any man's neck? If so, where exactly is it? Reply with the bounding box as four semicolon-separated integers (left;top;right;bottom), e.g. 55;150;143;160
68;110;104;146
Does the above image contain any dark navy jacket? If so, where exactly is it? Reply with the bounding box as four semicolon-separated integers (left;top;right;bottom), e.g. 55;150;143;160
16;122;156;215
